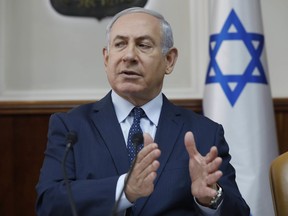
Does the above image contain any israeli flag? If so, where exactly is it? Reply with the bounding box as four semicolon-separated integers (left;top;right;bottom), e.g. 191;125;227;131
203;0;279;215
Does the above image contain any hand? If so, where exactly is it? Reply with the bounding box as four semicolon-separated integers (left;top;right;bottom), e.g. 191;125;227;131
184;131;223;206
125;133;161;202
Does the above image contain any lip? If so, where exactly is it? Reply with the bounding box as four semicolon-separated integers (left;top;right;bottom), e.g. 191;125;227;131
120;70;141;77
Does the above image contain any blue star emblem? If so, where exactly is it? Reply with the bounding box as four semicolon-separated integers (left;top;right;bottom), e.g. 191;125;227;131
205;9;268;106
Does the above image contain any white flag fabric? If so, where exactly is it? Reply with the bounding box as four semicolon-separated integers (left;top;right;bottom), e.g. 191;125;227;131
203;0;279;216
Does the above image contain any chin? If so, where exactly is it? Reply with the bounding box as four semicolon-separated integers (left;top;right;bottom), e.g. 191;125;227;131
117;84;144;94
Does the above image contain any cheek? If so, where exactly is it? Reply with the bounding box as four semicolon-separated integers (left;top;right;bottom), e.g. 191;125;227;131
144;72;165;89
146;62;166;80
105;53;120;68
105;59;119;78
106;70;118;86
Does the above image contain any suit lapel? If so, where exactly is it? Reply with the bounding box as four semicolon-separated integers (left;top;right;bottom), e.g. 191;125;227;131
90;92;130;175
134;96;185;215
89;93;185;215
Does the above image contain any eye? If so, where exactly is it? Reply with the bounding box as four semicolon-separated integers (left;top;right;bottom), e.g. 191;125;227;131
114;41;126;49
138;43;151;49
137;41;154;52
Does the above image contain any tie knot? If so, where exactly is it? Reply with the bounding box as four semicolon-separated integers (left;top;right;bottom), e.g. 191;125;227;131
132;107;145;119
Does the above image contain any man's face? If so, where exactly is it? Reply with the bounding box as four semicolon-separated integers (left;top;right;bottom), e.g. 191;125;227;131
103;12;176;106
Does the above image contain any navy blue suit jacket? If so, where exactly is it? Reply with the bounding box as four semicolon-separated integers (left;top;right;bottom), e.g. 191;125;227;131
36;92;250;215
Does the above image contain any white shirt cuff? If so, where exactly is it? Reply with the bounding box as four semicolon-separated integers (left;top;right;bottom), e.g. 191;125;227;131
194;197;222;216
115;174;133;212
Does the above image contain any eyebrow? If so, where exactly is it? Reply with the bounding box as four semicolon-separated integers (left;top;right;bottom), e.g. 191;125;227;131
112;35;156;44
136;35;155;44
112;35;127;41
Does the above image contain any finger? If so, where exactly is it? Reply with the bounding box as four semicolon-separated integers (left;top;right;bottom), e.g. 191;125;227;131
201;186;218;198
143;133;154;147
205;146;218;164
128;150;159;183
137;147;161;172
137;141;159;161
139;160;160;182
137;134;158;162
184;131;199;158
138;170;158;197
144;169;158;185
192;184;218;199
145;159;160;175
207;157;222;174
139;133;158;163
127;156;160;199
206;170;223;186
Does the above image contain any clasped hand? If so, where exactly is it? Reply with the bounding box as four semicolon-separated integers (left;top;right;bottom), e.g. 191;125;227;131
125;132;223;206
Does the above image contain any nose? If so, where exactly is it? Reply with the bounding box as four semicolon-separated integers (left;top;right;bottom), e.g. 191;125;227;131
122;44;137;63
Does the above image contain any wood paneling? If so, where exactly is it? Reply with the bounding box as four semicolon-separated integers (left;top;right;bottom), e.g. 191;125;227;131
0;115;49;216
274;99;288;154
0;98;287;216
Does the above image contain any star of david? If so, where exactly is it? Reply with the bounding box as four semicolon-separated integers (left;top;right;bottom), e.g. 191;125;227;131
205;9;268;106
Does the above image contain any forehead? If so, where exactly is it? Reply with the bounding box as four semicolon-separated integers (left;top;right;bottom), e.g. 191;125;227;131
110;12;162;40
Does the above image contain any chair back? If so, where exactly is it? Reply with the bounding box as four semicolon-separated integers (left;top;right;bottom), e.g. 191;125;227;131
270;151;288;216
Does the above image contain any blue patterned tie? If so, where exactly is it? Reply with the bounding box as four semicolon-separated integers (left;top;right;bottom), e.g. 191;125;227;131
127;107;145;165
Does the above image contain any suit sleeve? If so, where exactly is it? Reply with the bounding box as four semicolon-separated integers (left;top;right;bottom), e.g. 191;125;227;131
215;125;250;216
35;113;118;216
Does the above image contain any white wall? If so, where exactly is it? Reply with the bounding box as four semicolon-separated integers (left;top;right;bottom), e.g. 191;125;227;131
0;0;287;101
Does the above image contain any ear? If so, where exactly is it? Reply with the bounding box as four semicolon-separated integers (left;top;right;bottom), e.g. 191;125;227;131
103;47;109;68
164;47;178;75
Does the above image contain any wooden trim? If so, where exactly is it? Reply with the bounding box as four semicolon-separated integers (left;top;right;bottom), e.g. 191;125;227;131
0;98;287;114
0;100;91;115
273;98;288;112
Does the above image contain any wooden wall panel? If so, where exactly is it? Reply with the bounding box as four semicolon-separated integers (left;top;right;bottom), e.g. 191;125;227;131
274;99;288;153
275;113;288;153
0;98;287;216
0;117;14;216
12;116;49;216
0;115;49;216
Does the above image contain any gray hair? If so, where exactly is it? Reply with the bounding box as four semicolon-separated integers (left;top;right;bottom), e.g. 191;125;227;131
105;7;174;55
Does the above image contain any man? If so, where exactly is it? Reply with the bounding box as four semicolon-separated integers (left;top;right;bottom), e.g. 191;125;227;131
36;7;250;216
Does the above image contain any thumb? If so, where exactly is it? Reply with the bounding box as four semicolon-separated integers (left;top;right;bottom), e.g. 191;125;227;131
184;131;199;158
143;133;154;147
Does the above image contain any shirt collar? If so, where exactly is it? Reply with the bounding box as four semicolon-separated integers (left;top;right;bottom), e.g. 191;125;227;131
111;90;163;126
